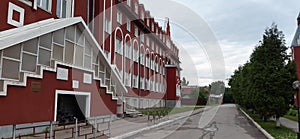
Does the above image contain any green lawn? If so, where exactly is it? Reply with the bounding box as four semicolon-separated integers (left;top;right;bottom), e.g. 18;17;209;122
284;115;298;122
241;108;296;139
257;121;296;139
168;105;204;115
141;105;205;116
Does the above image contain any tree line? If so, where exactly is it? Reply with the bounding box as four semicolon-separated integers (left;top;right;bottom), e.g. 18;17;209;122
228;23;297;126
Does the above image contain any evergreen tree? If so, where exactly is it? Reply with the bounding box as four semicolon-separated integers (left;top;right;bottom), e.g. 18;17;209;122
229;23;296;127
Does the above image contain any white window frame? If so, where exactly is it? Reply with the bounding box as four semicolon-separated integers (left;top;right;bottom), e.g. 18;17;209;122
37;0;52;12
140;31;144;43
152;42;155;51
140;10;144;20
146;37;150;46
125;43;131;59
56;0;74;18
115;38;122;54
146;56;150;68
140;53;144;65
133;75;138;88
127;19;131;31
125;72;131;87
104;17;112;33
140;77;145;89
117;10;122;24
127;0;131;7
133;49;138;62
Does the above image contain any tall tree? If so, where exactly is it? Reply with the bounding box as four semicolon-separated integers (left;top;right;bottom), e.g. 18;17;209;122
190;87;209;104
229;23;296;127
209;81;225;95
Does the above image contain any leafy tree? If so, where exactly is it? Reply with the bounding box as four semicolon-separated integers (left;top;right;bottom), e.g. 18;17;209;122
223;88;235;104
209;81;225;95
181;77;189;86
190;87;209;103
229;23;297;127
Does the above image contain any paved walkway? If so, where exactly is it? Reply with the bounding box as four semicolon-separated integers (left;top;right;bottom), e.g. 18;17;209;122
109;108;203;138
280;117;298;132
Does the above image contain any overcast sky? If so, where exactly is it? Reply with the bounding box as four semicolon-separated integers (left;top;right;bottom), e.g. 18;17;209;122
140;0;300;86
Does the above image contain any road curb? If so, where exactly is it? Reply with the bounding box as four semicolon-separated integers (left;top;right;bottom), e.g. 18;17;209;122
239;107;274;139
109;109;204;139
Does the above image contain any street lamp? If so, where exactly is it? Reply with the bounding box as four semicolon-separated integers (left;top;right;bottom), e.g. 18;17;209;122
292;80;300;139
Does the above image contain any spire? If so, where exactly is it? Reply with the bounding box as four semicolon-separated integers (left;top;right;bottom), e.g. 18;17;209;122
166;18;171;38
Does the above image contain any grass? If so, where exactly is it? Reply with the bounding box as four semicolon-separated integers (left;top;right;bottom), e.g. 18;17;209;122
168;105;204;115
241;108;296;139
284;115;298;122
257;121;296;139
141;105;205;116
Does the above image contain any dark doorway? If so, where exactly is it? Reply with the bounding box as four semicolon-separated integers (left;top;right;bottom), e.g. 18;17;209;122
56;94;86;124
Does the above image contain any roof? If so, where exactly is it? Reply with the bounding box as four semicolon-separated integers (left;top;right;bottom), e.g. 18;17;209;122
292;12;300;47
0;17;127;95
181;86;197;95
0;17;82;50
292;26;300;47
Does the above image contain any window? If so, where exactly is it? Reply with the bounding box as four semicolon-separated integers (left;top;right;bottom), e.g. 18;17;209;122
146;37;150;46
56;0;73;18
140;11;144;20
127;0;131;6
133;75;138;88
134;3;138;14
159;48;162;56
134;26;138;37
151;24;154;32
133;49;138;62
125;43;131;59
140;53;144;65
146;19;150;26
166;39;171;48
146;56;150;68
146;79;150;90
117;10;122;24
140;77;145;89
152;42;155;51
104;17;111;33
126;19;131;31
37;0;52;11
115;38;122;54
125;72;131;87
140;31;144;43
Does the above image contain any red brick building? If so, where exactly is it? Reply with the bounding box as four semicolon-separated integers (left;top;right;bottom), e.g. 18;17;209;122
0;0;181;127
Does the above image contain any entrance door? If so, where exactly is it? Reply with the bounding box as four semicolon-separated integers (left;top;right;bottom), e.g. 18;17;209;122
54;90;91;123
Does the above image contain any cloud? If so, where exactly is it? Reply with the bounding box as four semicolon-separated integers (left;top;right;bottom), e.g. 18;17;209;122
140;0;300;86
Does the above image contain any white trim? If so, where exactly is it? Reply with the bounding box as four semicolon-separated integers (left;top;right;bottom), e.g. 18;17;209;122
83;73;92;84
7;2;25;27
72;80;79;88
54;90;91;121
56;67;68;80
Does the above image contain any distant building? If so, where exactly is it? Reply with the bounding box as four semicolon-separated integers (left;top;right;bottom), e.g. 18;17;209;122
181;86;208;105
0;0;181;128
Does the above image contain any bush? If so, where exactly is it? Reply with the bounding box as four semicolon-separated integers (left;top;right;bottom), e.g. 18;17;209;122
287;108;298;116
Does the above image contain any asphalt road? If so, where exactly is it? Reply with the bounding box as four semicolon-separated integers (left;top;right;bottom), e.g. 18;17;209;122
126;104;266;139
